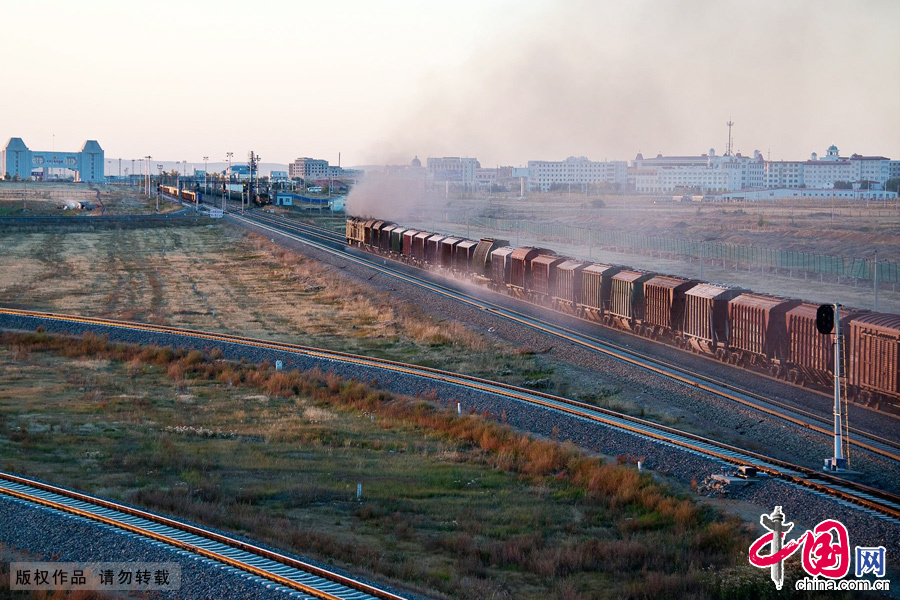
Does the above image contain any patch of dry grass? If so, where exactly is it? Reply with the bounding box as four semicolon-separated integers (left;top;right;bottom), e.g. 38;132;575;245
0;331;776;599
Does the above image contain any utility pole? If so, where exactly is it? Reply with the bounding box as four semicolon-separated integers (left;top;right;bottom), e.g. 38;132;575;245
143;155;152;197
874;252;879;311
203;156;209;196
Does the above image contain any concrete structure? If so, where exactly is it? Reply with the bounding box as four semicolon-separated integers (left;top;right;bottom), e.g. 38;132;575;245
289;157;329;180
427;157;479;184
288;157;360;182
528;156;628;192
2;138;104;182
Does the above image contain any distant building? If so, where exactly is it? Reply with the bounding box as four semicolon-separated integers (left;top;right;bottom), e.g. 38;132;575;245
289;157;360;182
227;165;250;181
427;157;480;184
527;156;628;192
2;137;104;182
269;170;289;183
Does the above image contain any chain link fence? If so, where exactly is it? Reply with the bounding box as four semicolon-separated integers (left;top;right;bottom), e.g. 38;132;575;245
454;216;897;284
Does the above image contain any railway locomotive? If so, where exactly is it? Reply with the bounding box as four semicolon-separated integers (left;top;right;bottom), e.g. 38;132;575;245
346;217;900;413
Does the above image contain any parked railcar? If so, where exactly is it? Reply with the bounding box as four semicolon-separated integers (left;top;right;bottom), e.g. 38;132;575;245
578;264;621;322
642;276;697;340
608;270;655;331
682;283;742;356
727;294;801;369
848;312;900;408
553;260;589;314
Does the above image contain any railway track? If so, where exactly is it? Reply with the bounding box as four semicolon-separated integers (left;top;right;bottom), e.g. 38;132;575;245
2;307;900;523
0;472;407;600
231;211;900;461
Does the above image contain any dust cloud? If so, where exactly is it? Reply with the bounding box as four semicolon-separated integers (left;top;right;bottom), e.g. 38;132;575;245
361;0;899;167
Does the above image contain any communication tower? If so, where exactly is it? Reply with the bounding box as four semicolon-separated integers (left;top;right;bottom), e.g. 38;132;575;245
726;119;734;156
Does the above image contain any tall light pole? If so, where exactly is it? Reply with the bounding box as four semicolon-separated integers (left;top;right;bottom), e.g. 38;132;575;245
226;152;233;212
144;155;152;197
157;164;163;212
203;156;209;195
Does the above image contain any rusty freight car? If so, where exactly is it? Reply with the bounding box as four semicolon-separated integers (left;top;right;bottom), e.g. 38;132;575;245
578;264;621;322
848;312;900;410
553;260;589;314
784;303;862;386
727;294;801;368
682;283;742;356
642;275;697;340
530;255;567;306
608;270;655;331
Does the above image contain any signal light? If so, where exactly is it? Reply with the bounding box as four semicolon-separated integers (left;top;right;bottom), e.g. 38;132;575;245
816;304;835;335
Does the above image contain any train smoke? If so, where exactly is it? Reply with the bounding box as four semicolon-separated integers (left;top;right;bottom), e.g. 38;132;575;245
358;0;899;167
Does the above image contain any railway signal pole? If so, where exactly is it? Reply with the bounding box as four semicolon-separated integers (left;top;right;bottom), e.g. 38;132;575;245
818;303;847;471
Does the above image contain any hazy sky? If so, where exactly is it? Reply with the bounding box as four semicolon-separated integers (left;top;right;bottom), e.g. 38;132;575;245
2;0;898;169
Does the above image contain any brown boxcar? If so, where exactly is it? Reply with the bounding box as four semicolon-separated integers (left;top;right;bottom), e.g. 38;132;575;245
785;303;862;386
682;283;742;355
379;224;398;253
454;240;478;272
412;232;433;262
440;237;462;269
390;227;407;254
402;229;420;257
578;264;621;321
530;255;567;301
490;247;515;288
553;260;589;310
363;219;378;246
848;312;900;409
643;276;697;338
425;235;446;264
608;270;655;329
509;247;554;292
727;294;801;367
369;221;388;248
472;238;509;279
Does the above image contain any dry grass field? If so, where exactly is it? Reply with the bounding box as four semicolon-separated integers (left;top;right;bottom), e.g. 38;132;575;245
0;333;777;600
0;223;554;389
0;182;176;216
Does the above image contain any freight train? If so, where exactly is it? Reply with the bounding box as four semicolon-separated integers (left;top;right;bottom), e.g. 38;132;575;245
158;185;203;204
346;217;900;413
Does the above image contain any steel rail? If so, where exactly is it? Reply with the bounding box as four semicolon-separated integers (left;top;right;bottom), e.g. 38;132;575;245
235;212;900;458
2;307;899;522
0;472;407;600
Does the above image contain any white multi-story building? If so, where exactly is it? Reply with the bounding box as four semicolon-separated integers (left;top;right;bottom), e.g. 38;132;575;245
764;161;804;188
427;157;480;184
289;157;329;180
850;154;891;186
527;156;627;191
629;149;762;193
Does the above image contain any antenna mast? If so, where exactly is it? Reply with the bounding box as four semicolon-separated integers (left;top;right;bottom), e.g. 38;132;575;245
726;119;734;156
